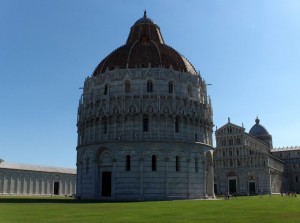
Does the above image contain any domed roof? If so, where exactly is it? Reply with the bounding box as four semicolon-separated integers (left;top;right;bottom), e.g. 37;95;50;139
93;11;197;76
249;117;270;137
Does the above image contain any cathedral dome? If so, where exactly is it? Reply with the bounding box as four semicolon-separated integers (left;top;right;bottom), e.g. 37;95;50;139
249;117;269;137
93;11;197;76
249;117;273;148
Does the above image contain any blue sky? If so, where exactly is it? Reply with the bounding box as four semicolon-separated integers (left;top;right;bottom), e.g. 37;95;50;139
1;0;299;168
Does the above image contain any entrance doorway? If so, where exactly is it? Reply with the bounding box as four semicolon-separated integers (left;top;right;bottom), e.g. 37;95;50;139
101;171;111;197
229;179;236;194
249;182;256;194
214;184;218;194
54;182;59;195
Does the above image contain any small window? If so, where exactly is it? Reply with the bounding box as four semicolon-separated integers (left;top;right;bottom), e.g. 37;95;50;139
86;158;89;174
147;80;153;92
176;156;180;172
169;81;173;93
102;117;108;134
195;134;198;142
175;117;179;132
104;84;108;95
296;176;299;183
188;85;192;97
126;155;131;171
143;116;149;132
195;157;199;172
125;80;130;93
152;155;157;171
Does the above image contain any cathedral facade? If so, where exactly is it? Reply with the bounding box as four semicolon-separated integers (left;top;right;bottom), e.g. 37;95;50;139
76;12;214;200
214;117;300;195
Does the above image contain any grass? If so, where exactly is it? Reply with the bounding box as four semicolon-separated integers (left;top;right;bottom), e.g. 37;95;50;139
0;195;299;223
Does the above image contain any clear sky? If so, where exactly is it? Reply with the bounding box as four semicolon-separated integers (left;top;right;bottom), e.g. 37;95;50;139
1;0;299;168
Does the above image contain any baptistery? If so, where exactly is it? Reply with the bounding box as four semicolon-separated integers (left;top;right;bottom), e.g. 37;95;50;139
76;11;214;200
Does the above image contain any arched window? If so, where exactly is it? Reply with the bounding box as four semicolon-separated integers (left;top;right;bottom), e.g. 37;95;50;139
195;157;199;172
143;115;149;132
152;155;157;171
126;155;131;171
175;117;179;132
147;80;153;92
169;81;173;93
176;156;180;172
102;117;107;134
104;84;108;95
222;139;226;146
125;80;130;93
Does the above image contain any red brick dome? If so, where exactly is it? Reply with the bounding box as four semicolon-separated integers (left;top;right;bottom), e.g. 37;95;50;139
93;11;197;76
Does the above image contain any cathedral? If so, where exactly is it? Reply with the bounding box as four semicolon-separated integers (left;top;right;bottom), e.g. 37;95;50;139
214;117;300;195
76;12;214;200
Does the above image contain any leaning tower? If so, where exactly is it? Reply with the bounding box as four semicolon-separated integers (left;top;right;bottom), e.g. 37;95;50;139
76;12;214;200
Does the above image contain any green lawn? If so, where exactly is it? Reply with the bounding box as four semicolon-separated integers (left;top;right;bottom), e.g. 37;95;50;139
0;195;299;223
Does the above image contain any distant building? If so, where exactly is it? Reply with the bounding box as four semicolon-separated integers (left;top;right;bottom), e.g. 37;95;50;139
214;118;285;195
0;161;76;196
272;146;300;193
76;12;214;200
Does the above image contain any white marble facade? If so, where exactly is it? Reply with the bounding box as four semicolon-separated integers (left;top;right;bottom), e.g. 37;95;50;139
76;67;215;200
272;147;300;193
214;119;284;195
76;12;214;200
0;161;76;196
